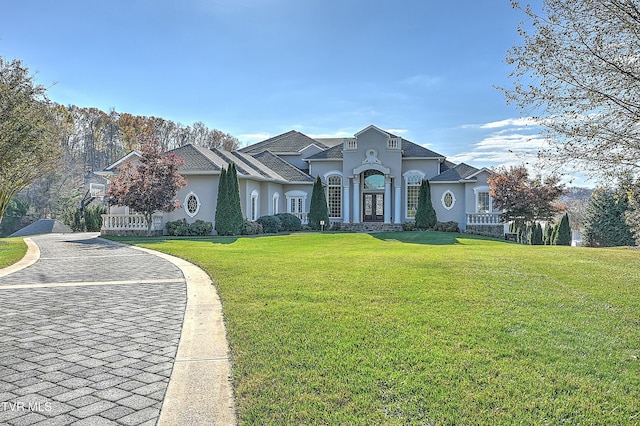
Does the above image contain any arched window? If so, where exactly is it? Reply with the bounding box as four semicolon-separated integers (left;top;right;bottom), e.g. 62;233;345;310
404;172;424;219
272;192;279;215
441;190;456;210
363;169;385;190
184;191;201;218
250;190;259;221
326;175;342;218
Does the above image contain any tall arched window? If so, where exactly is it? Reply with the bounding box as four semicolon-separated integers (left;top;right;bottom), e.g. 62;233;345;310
404;172;424;218
327;175;342;218
272;192;279;215
250;190;259;221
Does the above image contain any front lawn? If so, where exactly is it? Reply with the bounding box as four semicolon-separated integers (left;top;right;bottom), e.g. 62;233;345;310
0;237;27;269
119;232;640;424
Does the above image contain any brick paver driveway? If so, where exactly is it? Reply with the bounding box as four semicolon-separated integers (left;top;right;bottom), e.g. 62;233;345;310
0;233;186;425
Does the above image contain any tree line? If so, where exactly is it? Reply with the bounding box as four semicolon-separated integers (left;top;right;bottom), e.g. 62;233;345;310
0;56;241;236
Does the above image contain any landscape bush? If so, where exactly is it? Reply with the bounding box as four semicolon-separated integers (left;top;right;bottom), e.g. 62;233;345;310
435;221;460;233
241;219;263;235
256;215;282;234
275;213;302;232
165;219;213;236
402;222;416;231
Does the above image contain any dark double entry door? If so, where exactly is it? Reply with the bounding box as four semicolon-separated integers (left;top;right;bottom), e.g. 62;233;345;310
363;193;384;222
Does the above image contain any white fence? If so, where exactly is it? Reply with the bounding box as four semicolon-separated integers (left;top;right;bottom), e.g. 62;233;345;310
466;212;502;225
101;214;163;231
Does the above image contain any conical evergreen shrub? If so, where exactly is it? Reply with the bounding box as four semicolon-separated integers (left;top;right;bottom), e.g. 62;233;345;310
415;179;437;230
554;213;572;246
308;176;330;230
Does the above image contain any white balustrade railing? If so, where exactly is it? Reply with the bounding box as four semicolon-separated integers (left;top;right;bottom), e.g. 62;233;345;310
466;212;502;225
101;214;164;231
291;212;308;224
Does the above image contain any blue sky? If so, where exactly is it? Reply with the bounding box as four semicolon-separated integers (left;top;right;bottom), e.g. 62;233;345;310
1;0;547;173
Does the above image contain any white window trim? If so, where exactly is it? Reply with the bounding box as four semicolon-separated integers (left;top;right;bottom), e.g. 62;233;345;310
403;170;426;219
441;190;456;210
473;186;492;213
272;192;280;215
250;190;259;221
285;190;307;214
325;174;343;219
184;191;201;218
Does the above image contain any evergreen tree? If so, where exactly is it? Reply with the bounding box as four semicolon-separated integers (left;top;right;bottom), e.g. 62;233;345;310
415;179;437;230
227;163;244;235
529;222;544;245
554;213;572;246
308;176;330;230
214;166;228;235
583;188;635;247
543;223;554;245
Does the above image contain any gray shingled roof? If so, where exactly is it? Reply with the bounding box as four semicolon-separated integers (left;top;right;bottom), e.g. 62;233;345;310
305;144;343;160
239;130;330;154
168;144;224;172
305;139;444;160
252;151;314;182
431;163;480;182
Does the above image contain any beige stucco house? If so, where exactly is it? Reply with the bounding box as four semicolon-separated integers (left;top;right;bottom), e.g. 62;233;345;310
100;125;504;235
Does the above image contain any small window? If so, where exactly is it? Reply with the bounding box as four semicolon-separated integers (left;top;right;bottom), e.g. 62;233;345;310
442;191;456;210
477;192;490;213
250;190;259;221
184;191;200;217
272;193;279;215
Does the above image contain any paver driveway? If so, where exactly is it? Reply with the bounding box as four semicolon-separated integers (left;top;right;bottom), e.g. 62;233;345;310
0;233;187;425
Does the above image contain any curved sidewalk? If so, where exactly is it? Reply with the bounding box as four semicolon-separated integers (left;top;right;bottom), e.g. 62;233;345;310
0;233;235;425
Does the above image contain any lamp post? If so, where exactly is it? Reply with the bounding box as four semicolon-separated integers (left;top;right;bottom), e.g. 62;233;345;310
320;220;325;231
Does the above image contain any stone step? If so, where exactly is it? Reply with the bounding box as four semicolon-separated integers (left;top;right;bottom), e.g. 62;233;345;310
341;223;404;233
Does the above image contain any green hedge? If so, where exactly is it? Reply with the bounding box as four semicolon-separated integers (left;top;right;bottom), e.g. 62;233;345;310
165;219;213;236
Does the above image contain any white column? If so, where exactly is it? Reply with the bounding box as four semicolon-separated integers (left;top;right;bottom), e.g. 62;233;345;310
343;182;350;224
384;175;391;224
394;183;402;224
352;175;360;224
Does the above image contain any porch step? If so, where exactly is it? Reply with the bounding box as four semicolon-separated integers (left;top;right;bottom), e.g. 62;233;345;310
341;223;403;233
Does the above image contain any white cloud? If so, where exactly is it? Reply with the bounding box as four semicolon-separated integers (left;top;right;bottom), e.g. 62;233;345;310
239;133;271;143
401;74;443;88
386;128;408;135
479;117;538;129
307;131;353;139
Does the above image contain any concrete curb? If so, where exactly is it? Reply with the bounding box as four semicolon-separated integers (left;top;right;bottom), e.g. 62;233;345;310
0;237;40;278
131;245;237;426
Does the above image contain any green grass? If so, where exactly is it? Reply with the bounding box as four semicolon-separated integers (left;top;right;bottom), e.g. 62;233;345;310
112;232;640;424
0;237;27;269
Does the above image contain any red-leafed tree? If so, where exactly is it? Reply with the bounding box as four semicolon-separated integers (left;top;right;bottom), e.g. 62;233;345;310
107;139;186;235
488;165;565;224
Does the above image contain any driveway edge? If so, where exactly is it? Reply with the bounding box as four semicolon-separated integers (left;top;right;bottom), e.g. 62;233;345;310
130;245;237;426
0;237;40;278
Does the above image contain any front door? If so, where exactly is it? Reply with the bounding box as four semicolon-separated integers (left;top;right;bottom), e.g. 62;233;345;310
363;193;384;222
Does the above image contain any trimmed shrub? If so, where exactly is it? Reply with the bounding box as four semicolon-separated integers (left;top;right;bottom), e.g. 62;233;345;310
402;222;416;231
166;219;190;236
415;179;437;230
189;219;213;236
275;213;302;232
435;221;460;233
554;213;572;246
308;176;330;230
257;215;282;234
166;219;213;236
241;219;263;235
